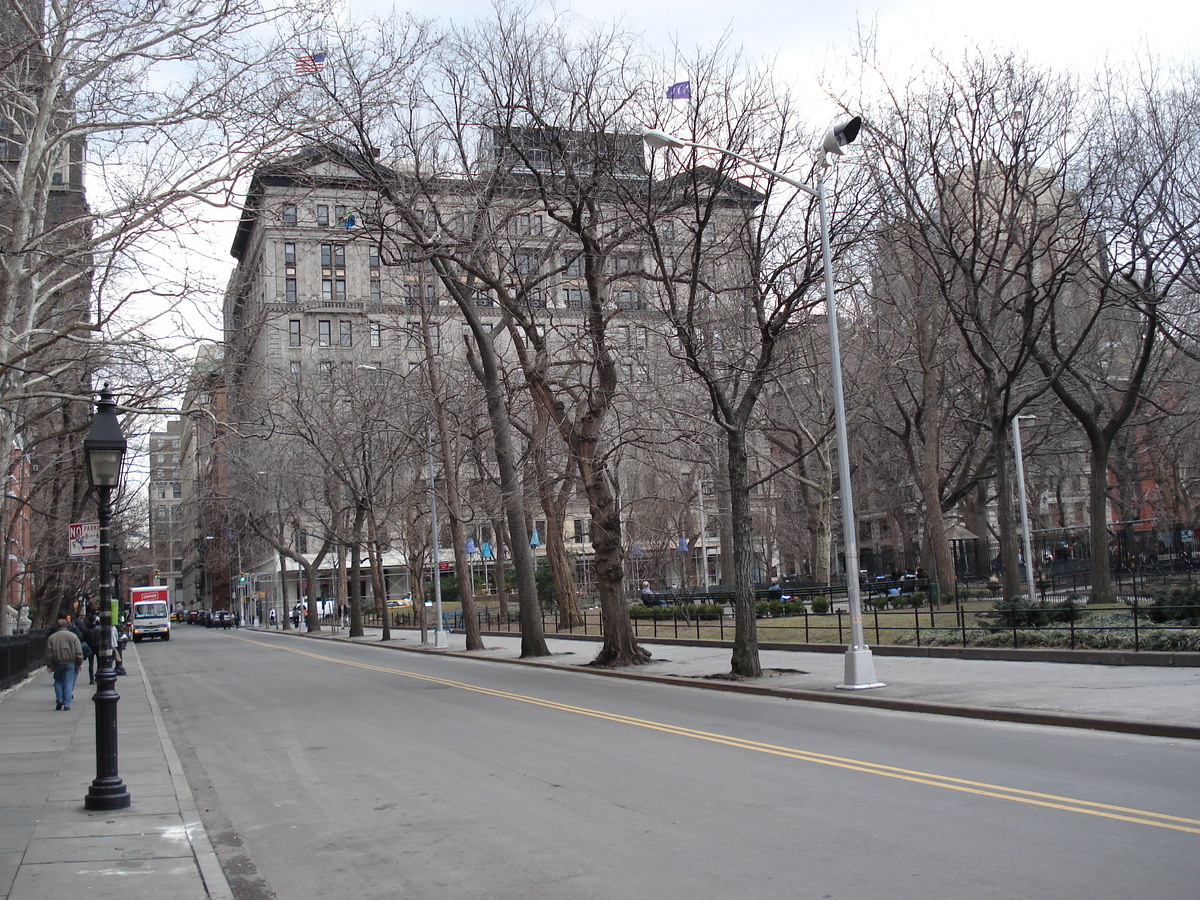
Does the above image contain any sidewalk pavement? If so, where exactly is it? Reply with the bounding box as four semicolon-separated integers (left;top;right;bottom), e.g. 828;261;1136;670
2;629;1196;900
0;645;231;900
281;623;1200;739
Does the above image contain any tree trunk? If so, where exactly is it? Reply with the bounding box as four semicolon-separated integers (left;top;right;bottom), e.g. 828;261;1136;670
366;507;390;641
580;443;649;668
726;429;762;678
1086;434;1117;605
424;312;483;650
347;507;365;637
470;325;548;657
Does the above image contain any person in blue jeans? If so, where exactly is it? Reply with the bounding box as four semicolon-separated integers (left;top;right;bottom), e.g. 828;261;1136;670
44;618;84;710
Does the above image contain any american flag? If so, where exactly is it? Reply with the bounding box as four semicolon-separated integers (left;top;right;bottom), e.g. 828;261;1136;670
294;52;326;75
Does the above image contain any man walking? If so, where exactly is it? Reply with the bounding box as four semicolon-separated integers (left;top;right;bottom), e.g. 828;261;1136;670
45;618;83;711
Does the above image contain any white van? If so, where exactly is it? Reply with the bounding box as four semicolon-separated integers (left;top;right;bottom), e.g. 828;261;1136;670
131;598;171;642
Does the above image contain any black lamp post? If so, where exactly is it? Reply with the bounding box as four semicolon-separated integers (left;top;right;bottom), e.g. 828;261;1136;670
83;389;131;811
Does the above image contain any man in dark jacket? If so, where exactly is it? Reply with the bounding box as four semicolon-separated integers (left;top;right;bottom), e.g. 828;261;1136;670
45;618;83;710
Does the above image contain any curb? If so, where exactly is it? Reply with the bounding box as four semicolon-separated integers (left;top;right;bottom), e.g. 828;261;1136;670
268;627;1200;741
135;646;235;900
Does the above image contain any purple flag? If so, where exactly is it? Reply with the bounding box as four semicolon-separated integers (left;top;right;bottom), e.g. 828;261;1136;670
666;80;691;100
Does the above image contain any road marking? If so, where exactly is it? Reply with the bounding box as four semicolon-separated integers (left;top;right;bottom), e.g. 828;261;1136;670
229;634;1200;835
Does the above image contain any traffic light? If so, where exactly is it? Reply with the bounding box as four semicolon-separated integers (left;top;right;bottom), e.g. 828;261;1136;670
239;573;247;584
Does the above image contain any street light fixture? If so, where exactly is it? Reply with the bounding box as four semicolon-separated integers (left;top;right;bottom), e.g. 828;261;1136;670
82;388;132;810
643;117;883;689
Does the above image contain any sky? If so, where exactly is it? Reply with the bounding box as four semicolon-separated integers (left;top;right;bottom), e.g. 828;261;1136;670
380;0;1197;81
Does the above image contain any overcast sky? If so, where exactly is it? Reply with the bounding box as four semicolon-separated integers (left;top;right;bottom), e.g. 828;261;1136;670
368;0;1196;79
171;0;1194;345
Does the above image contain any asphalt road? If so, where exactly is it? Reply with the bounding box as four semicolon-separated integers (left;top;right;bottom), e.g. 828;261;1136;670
141;626;1200;900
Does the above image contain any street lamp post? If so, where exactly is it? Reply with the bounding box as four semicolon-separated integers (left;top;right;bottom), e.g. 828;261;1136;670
83;389;132;810
643;118;883;689
427;420;449;649
1012;415;1038;601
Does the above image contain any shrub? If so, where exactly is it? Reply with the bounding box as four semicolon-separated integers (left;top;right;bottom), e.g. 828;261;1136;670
1144;588;1200;626
627;602;723;620
755;600;787;618
988;597;1081;630
811;597;829;615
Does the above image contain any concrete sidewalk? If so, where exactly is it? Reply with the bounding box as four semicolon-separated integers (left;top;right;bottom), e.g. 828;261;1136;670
279;623;1200;739
0;645;231;900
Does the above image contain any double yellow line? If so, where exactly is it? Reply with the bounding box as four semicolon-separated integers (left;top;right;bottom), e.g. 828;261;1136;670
235;634;1200;835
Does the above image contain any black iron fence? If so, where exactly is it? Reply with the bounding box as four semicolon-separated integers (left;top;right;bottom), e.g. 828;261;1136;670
394;597;1198;653
0;630;50;690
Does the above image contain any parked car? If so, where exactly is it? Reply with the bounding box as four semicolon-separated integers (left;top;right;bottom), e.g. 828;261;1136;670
206;610;232;629
186;609;200;624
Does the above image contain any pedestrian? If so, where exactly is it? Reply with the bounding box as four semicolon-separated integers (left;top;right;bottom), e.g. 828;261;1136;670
234;610;241;629
44;618;83;710
83;614;100;683
269;608;277;628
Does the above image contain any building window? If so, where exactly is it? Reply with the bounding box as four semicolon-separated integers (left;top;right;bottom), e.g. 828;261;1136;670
339;320;352;347
369;245;380;268
369;321;381;348
563;253;583;277
616;288;641;310
406;322;421;349
472;289;493;307
285;276;297;303
321;278;346;303
289;360;301;382
512;252;535;277
320;243;346;268
428;324;440;351
370;279;381;303
284;242;296;266
635;326;647;349
319;360;333;378
318;319;331;347
173;484;182;499
282;203;297;225
660;220;675;240
317;204;329;227
564;287;584;309
574;519;584;543
288;319;301;347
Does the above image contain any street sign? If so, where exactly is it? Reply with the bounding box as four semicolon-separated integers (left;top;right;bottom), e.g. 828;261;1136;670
1182;530;1194;544
68;522;100;557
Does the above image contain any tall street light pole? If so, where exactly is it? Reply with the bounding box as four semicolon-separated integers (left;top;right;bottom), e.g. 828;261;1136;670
643;118;883;689
83;389;132;810
427;419;449;649
1012;415;1038;601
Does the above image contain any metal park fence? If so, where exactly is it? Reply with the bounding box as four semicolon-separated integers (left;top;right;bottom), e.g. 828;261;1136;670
0;629;50;691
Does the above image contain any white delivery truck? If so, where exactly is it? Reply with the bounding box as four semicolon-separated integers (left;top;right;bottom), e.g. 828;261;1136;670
130;586;171;642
